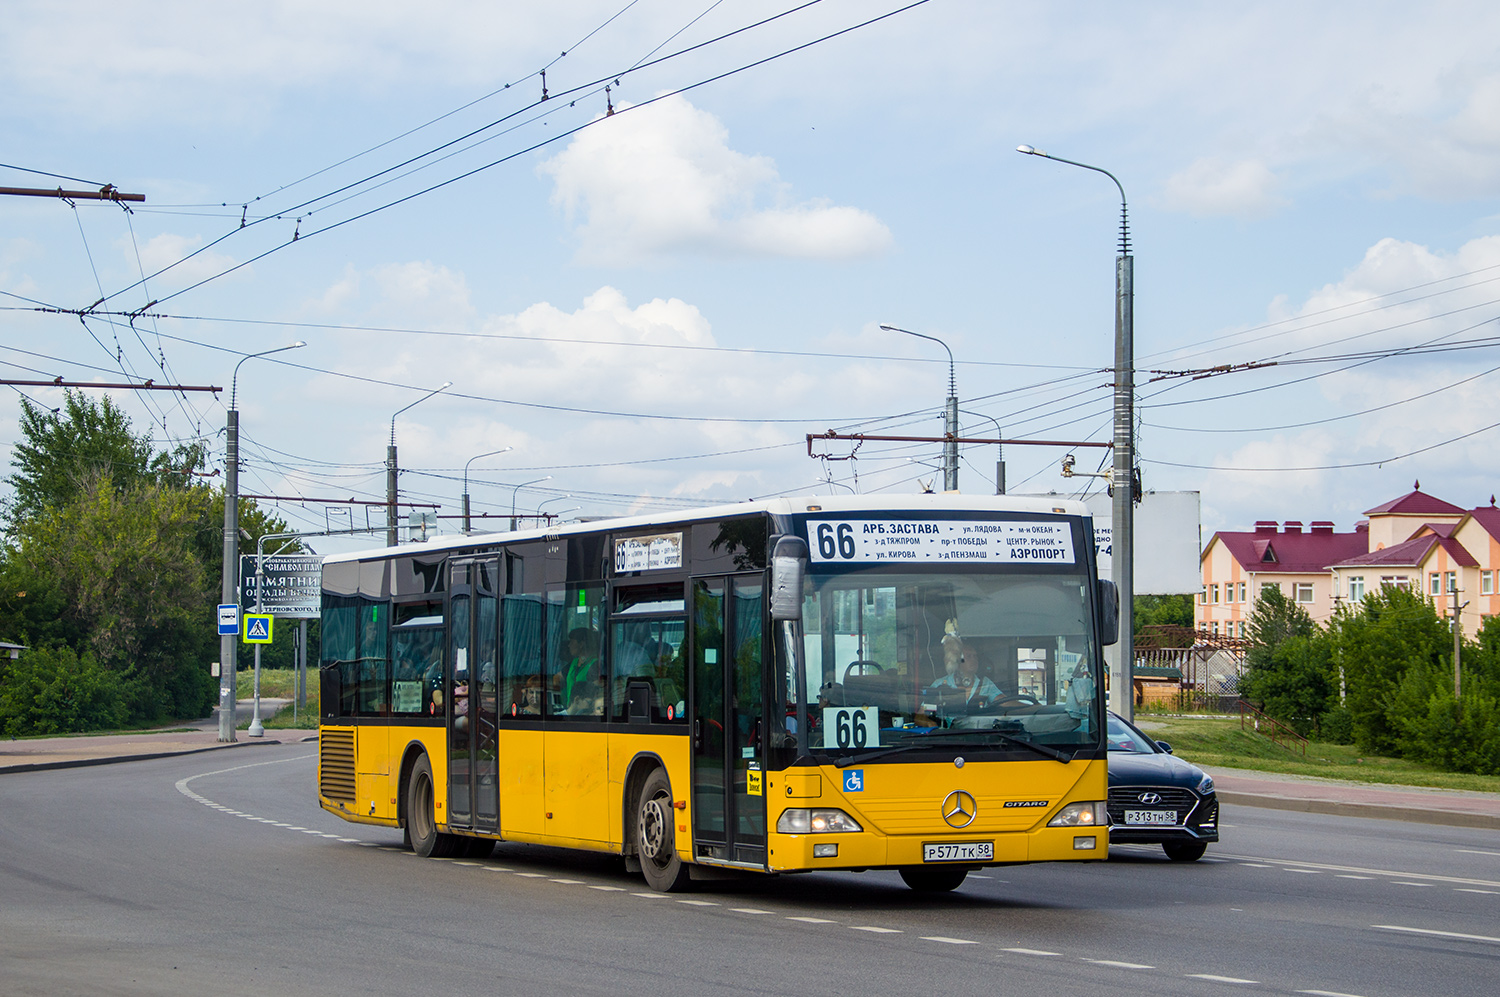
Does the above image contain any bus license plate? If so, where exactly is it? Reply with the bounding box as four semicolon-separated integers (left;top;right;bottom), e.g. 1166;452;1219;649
1124;810;1178;825
923;842;993;863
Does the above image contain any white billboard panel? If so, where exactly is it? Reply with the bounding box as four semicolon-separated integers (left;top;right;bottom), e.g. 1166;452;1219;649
1017;491;1201;595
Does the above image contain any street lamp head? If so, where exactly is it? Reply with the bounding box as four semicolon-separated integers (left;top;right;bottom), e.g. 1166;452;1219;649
1016;144;1035;154
291;340;306;348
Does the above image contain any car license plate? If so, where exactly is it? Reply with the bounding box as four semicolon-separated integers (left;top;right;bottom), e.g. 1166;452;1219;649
923;842;993;863
1124;810;1178;825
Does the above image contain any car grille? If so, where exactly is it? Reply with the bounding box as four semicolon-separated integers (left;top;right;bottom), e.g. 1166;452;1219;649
1108;786;1200;825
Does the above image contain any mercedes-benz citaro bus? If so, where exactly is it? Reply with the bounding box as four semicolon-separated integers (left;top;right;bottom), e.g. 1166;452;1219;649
317;494;1117;892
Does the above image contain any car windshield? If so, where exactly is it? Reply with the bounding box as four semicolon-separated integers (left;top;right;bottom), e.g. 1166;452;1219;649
794;566;1101;754
1106;714;1159;753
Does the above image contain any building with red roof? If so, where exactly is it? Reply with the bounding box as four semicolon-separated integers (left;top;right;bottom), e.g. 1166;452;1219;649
1198;483;1500;637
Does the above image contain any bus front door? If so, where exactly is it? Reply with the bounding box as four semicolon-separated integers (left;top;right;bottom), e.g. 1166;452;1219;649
690;574;766;867
448;557;500;834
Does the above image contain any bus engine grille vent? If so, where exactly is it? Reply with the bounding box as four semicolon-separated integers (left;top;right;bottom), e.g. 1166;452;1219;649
319;728;357;803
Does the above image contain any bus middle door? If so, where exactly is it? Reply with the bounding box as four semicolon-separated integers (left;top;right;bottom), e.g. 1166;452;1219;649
690;574;766;867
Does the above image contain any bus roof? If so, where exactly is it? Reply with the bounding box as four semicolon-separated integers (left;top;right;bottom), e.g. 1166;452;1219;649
319;491;1093;566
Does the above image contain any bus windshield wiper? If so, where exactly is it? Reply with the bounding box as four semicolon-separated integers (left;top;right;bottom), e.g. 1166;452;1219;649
833;729;1074;767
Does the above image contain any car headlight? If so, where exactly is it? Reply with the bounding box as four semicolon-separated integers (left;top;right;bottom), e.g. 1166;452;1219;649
1047;801;1106;827
776;808;863;833
1197;774;1215;796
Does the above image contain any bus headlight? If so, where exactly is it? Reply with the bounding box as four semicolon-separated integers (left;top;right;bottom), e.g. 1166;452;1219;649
777;808;863;833
1047;802;1106;827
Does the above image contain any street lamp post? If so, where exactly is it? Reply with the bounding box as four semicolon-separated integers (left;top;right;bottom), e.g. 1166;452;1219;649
1018;143;1135;721
880;324;959;492
219;341;305;743
961;409;1005;494
534;494;573;527
462;446;512;533
386;382;451;547
510;476;552;530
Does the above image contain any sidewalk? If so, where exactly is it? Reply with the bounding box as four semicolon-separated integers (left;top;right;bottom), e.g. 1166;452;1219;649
0;699;313;774
1207;765;1500;830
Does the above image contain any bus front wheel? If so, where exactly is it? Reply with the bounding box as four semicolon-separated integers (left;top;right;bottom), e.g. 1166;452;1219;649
637;768;690;892
407;754;460;858
899;865;968;892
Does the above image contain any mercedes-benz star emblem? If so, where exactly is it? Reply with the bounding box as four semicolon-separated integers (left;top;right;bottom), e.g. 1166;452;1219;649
942;790;977;828
1138;792;1162;805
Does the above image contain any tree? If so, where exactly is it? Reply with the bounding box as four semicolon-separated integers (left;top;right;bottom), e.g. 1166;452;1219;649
5;391;154;528
1239;587;1333;730
1133;594;1195;647
1328;585;1450;754
12;474;216;719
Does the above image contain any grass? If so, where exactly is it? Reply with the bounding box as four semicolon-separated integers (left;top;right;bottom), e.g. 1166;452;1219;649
1135;715;1500;794
234;667;319;730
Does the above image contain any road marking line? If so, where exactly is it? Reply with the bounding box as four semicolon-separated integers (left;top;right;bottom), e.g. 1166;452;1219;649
1455;888;1499;894
286;826;307;831
851;926;901;933
786;916;835;923
514;872;547;878
1454;849;1500;857
1003;947;1059;956
677;899;718;906
1239;863;1272;868
549;878;583;884
338;837;359;843
320;833;341;838
1392;882;1431;887
922;936;977;945
1218;854;1500;890
357;842;378;847
970;874;993;879
482;867;511;872
1084;959;1153;969
452;862;479;867
1373;924;1500;944
1284;868;1321;874
1188;974;1258;984
731;907;774;914
1336;875;1373;880
631;892;669;898
589;885;627;892
1299;990;1369;996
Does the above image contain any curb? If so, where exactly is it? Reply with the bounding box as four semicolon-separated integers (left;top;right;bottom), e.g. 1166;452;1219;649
1220;790;1500;831
0;737;282;776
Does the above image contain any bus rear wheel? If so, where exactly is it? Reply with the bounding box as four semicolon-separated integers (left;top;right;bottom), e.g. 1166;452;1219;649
406;755;460;858
637;768;690;892
899;866;969;892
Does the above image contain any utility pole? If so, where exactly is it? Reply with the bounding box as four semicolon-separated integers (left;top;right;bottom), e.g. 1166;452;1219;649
1451;581;1467;700
387;383;451;547
219;343;304;743
880;325;959;491
1018;144;1136;722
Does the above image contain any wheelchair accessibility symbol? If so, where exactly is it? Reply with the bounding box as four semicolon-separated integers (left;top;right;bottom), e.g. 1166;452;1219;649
843;769;864;793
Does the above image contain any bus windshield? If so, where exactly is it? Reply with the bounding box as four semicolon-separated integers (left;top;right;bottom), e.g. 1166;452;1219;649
795;566;1101;755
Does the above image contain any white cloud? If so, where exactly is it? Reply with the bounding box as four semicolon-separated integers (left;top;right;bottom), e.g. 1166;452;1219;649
128;232;241;287
539;94;892;264
1159;157;1287;218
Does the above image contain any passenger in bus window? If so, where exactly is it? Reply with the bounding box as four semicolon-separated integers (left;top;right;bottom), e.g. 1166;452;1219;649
560;628;602;716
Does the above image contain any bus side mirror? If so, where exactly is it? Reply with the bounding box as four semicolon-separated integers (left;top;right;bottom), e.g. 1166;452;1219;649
1096;579;1119;646
769;536;808;621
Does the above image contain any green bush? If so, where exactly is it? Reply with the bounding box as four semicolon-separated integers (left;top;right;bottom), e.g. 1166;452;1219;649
0;646;127;736
1319;705;1355;744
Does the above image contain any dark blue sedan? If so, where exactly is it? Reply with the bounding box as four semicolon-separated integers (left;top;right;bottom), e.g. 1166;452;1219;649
1106;712;1219;861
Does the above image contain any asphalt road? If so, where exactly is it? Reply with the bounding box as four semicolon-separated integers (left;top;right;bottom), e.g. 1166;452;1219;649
3;743;1497;997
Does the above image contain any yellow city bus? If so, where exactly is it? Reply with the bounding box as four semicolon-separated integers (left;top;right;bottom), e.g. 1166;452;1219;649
317;493;1116;892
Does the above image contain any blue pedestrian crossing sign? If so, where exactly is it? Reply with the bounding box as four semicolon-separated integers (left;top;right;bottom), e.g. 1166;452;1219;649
242;614;274;644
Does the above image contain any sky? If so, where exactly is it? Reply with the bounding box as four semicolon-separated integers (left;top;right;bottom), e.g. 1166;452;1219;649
4;0;1500;559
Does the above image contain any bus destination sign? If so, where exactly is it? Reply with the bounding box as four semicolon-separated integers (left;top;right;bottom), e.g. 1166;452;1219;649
807;519;1074;565
614;532;684;573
